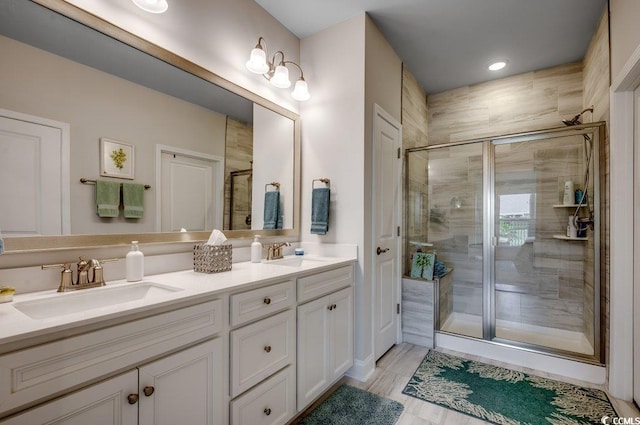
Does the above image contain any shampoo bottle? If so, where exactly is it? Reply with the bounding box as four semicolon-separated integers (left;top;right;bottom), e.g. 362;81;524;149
563;180;574;205
251;235;262;263
126;241;144;282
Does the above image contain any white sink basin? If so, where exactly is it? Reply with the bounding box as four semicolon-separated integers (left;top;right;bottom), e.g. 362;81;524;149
263;256;329;267
13;282;183;319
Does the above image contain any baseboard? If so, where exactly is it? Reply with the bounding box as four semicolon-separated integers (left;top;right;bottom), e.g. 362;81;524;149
346;354;375;382
436;332;607;385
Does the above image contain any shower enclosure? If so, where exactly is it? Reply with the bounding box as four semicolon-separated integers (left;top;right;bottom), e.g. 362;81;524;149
405;123;604;363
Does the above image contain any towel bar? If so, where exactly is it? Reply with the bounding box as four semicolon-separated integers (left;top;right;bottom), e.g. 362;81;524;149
80;178;151;190
265;182;280;192
312;178;330;190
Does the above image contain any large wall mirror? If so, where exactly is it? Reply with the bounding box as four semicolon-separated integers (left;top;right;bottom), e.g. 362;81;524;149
0;0;300;252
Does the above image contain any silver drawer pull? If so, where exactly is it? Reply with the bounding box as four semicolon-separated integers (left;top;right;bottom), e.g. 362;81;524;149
263;297;272;305
264;345;272;353
264;407;272;416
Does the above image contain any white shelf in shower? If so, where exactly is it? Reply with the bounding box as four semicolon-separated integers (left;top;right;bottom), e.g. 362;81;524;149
552;204;587;208
552;235;588;241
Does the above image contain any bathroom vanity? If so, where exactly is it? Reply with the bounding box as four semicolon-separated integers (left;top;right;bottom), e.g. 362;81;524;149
0;256;355;425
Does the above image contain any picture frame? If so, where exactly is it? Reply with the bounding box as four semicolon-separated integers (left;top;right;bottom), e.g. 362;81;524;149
100;138;135;180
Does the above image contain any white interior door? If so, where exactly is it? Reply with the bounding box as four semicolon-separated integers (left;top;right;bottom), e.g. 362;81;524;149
633;86;640;405
0;110;69;236
160;150;221;232
372;104;402;361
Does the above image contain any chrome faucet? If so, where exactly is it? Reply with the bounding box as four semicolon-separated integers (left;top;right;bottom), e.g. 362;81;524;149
42;257;118;292
266;242;291;260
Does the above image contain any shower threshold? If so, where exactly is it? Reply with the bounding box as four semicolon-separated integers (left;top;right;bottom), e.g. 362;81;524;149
440;312;594;356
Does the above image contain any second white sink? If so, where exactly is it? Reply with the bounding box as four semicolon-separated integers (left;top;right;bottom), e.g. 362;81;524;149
263;256;329;267
13;282;183;320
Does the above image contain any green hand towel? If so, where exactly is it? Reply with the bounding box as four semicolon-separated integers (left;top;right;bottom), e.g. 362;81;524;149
122;182;144;218
96;180;120;217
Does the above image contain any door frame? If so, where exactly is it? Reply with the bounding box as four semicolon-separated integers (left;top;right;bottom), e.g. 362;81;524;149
155;144;224;232
371;104;403;358
609;43;640;400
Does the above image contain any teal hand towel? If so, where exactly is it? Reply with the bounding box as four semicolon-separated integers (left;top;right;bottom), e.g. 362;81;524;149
123;182;144;218
0;229;4;254
96;180;120;218
311;187;330;235
263;191;280;230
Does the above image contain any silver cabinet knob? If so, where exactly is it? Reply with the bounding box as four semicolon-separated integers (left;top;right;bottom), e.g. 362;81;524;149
127;394;139;405
143;386;155;397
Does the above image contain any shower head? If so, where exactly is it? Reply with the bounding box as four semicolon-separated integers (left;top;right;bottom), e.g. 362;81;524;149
562;107;594;126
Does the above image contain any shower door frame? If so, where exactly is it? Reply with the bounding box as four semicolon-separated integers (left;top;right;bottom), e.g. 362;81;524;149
408;122;605;364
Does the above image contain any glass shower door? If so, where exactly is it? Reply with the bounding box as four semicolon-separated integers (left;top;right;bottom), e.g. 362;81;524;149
492;135;596;355
407;143;484;338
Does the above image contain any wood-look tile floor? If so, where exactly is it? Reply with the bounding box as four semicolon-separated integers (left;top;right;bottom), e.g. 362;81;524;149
342;343;640;425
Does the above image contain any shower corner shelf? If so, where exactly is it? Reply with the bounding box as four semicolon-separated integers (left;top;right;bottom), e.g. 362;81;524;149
552;235;588;241
552;204;587;208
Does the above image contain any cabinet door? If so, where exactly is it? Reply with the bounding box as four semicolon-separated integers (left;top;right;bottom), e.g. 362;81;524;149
297;295;330;411
0;371;137;425
138;339;224;425
329;287;354;380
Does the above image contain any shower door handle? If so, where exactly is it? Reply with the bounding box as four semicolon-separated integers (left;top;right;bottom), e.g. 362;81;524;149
377;247;389;255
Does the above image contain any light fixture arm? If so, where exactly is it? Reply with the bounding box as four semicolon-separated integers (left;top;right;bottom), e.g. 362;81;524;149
284;60;305;80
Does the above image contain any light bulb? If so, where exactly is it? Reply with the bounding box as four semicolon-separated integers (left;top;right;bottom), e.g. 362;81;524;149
131;0;168;13
488;61;507;71
270;64;291;88
291;79;310;101
246;47;269;74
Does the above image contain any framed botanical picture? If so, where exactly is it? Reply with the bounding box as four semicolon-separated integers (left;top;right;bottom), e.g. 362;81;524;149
100;138;134;180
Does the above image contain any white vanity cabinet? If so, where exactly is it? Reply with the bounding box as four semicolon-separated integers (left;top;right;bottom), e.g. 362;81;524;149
0;370;138;425
229;279;297;425
0;300;225;424
0;339;224;425
296;267;354;411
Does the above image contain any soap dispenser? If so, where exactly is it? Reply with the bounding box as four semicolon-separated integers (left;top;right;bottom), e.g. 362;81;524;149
126;241;144;282
251;235;262;263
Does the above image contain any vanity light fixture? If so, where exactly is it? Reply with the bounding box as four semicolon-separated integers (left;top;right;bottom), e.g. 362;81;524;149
131;0;168;14
488;60;507;71
246;37;311;101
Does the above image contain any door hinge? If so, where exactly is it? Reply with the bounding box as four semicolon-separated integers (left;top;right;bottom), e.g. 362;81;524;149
397;226;401;237
397;303;400;314
397;147;401;159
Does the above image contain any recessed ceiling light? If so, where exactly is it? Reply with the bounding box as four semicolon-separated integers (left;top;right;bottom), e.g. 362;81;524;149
131;0;168;14
488;61;507;71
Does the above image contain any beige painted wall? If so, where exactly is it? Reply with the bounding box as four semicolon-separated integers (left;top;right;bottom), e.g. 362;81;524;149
610;0;640;83
0;35;226;235
64;0;301;112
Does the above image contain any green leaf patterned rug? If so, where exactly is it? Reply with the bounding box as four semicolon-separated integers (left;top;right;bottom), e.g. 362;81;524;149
402;350;617;425
300;385;404;425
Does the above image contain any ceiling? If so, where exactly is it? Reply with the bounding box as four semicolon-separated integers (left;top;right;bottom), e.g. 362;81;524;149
254;0;607;94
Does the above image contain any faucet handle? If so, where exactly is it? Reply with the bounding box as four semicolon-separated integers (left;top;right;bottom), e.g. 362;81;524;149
42;263;74;292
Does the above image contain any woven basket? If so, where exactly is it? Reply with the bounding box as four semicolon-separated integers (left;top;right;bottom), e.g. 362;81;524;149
193;243;232;273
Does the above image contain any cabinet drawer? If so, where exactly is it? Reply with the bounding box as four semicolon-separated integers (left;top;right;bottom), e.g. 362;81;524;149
230;309;295;397
0;300;222;417
230;279;295;327
230;366;295;425
297;265;354;303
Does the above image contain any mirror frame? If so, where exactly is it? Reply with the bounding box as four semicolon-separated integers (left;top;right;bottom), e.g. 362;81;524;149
4;0;301;253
